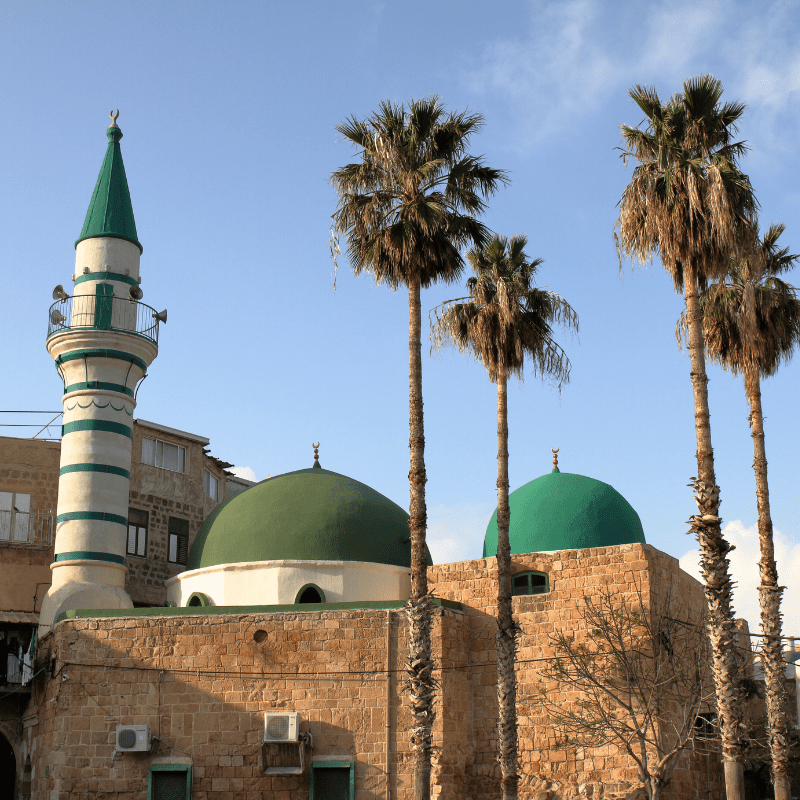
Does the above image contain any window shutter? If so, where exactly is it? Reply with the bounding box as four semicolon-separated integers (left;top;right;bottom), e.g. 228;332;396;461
313;767;350;800
151;769;188;800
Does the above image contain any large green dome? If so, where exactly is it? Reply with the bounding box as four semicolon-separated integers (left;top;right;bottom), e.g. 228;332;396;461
483;469;645;557
188;467;431;570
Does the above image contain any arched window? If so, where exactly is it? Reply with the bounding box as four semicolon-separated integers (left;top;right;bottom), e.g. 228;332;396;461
186;592;211;608
512;571;548;596
295;584;325;604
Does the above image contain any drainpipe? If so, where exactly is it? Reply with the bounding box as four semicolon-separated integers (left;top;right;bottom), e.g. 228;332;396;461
385;609;393;800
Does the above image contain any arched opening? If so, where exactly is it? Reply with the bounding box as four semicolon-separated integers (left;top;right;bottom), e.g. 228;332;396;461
186;592;211;608
295;584;325;604
0;733;15;799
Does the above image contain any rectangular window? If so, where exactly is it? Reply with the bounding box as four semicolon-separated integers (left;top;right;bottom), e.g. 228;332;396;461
310;760;354;800
168;517;190;565
127;508;148;558
142;437;186;474
0;491;32;543
204;470;219;502
148;764;192;800
512;572;548;596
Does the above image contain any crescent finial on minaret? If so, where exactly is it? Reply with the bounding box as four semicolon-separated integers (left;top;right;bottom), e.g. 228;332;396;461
109;109;120;127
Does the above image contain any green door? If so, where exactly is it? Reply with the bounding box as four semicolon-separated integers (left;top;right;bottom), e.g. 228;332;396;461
94;283;114;330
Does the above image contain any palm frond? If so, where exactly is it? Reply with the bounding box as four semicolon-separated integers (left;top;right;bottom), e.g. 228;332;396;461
431;234;578;385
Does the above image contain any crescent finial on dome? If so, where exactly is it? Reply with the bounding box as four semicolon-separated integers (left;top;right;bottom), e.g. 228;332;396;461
312;442;321;469
551;448;559;472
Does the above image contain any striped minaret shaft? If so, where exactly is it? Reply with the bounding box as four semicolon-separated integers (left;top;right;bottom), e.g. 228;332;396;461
39;114;160;633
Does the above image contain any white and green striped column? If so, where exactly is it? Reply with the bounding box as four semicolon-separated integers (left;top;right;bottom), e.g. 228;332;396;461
39;115;161;633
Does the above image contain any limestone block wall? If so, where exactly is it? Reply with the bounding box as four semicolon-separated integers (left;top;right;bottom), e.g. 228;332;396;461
25;606;478;800
0;426;231;612
124;423;225;606
0;436;60;613
428;543;723;800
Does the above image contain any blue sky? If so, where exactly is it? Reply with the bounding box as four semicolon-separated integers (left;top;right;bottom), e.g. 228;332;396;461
1;0;798;634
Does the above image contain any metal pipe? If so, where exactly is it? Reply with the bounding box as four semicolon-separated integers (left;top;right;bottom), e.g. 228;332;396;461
385;609;392;800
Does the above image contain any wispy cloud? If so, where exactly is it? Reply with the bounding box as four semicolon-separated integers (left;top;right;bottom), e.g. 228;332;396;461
679;519;800;639
468;0;800;157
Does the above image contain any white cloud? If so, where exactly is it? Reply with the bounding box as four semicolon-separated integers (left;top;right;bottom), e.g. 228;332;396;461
468;0;800;155
228;465;257;482
426;501;495;564
679;519;800;641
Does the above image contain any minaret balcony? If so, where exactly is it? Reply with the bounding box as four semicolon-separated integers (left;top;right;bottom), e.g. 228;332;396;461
48;295;162;346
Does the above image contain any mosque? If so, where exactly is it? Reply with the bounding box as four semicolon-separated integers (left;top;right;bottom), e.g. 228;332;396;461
4;114;794;800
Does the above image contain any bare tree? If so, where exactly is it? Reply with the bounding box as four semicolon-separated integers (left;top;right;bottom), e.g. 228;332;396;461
538;586;717;800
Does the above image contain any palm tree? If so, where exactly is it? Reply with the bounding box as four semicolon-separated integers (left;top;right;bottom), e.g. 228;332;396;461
432;234;577;800
330;98;507;800
684;222;800;800
616;75;758;800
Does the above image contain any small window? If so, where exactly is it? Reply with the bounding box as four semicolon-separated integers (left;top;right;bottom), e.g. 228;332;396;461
148;764;191;800
203;470;219;502
142;437;186;474
694;711;719;739
512;571;548;596
295;584;325;604
0;491;32;543
168;517;190;565
310;760;354;800
127;509;148;557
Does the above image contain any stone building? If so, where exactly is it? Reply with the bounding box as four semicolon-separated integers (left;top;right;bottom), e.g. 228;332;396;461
1;115;797;800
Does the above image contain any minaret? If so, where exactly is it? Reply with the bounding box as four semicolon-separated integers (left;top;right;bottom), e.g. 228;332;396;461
39;112;164;633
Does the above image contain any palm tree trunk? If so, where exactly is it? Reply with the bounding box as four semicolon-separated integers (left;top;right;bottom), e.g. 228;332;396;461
495;372;518;800
745;368;791;800
406;274;433;800
683;263;745;800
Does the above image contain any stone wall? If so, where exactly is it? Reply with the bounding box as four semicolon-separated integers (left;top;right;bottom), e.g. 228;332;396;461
429;543;722;800
125;423;225;606
0;436;60;613
26;607;443;800
18;542;727;800
0;427;231;612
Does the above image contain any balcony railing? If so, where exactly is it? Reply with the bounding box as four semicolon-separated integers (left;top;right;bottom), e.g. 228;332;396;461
0;510;54;549
48;295;161;345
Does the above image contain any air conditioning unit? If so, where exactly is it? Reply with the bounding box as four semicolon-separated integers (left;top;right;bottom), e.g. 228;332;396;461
115;724;150;752
264;712;301;743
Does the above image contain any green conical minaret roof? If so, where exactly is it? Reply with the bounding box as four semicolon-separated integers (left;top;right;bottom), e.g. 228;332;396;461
75;113;142;253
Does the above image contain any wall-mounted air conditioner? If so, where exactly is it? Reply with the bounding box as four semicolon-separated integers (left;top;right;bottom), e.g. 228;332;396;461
263;712;301;743
115;724;150;752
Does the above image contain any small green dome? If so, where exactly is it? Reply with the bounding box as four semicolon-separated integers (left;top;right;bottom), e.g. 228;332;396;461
188;467;431;570
483;470;645;557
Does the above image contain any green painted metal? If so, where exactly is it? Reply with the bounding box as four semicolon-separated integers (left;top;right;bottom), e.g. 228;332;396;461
62;419;132;438
59;463;131;479
148;764;191;800
54;551;126;565
187;467;433;571
64;381;134;397
56;596;461;623
74;271;139;287
56;348;147;372
310;760;355;800
93;283;114;330
57;511;128;526
483;470;646;557
511;571;549;595
76;124;142;253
